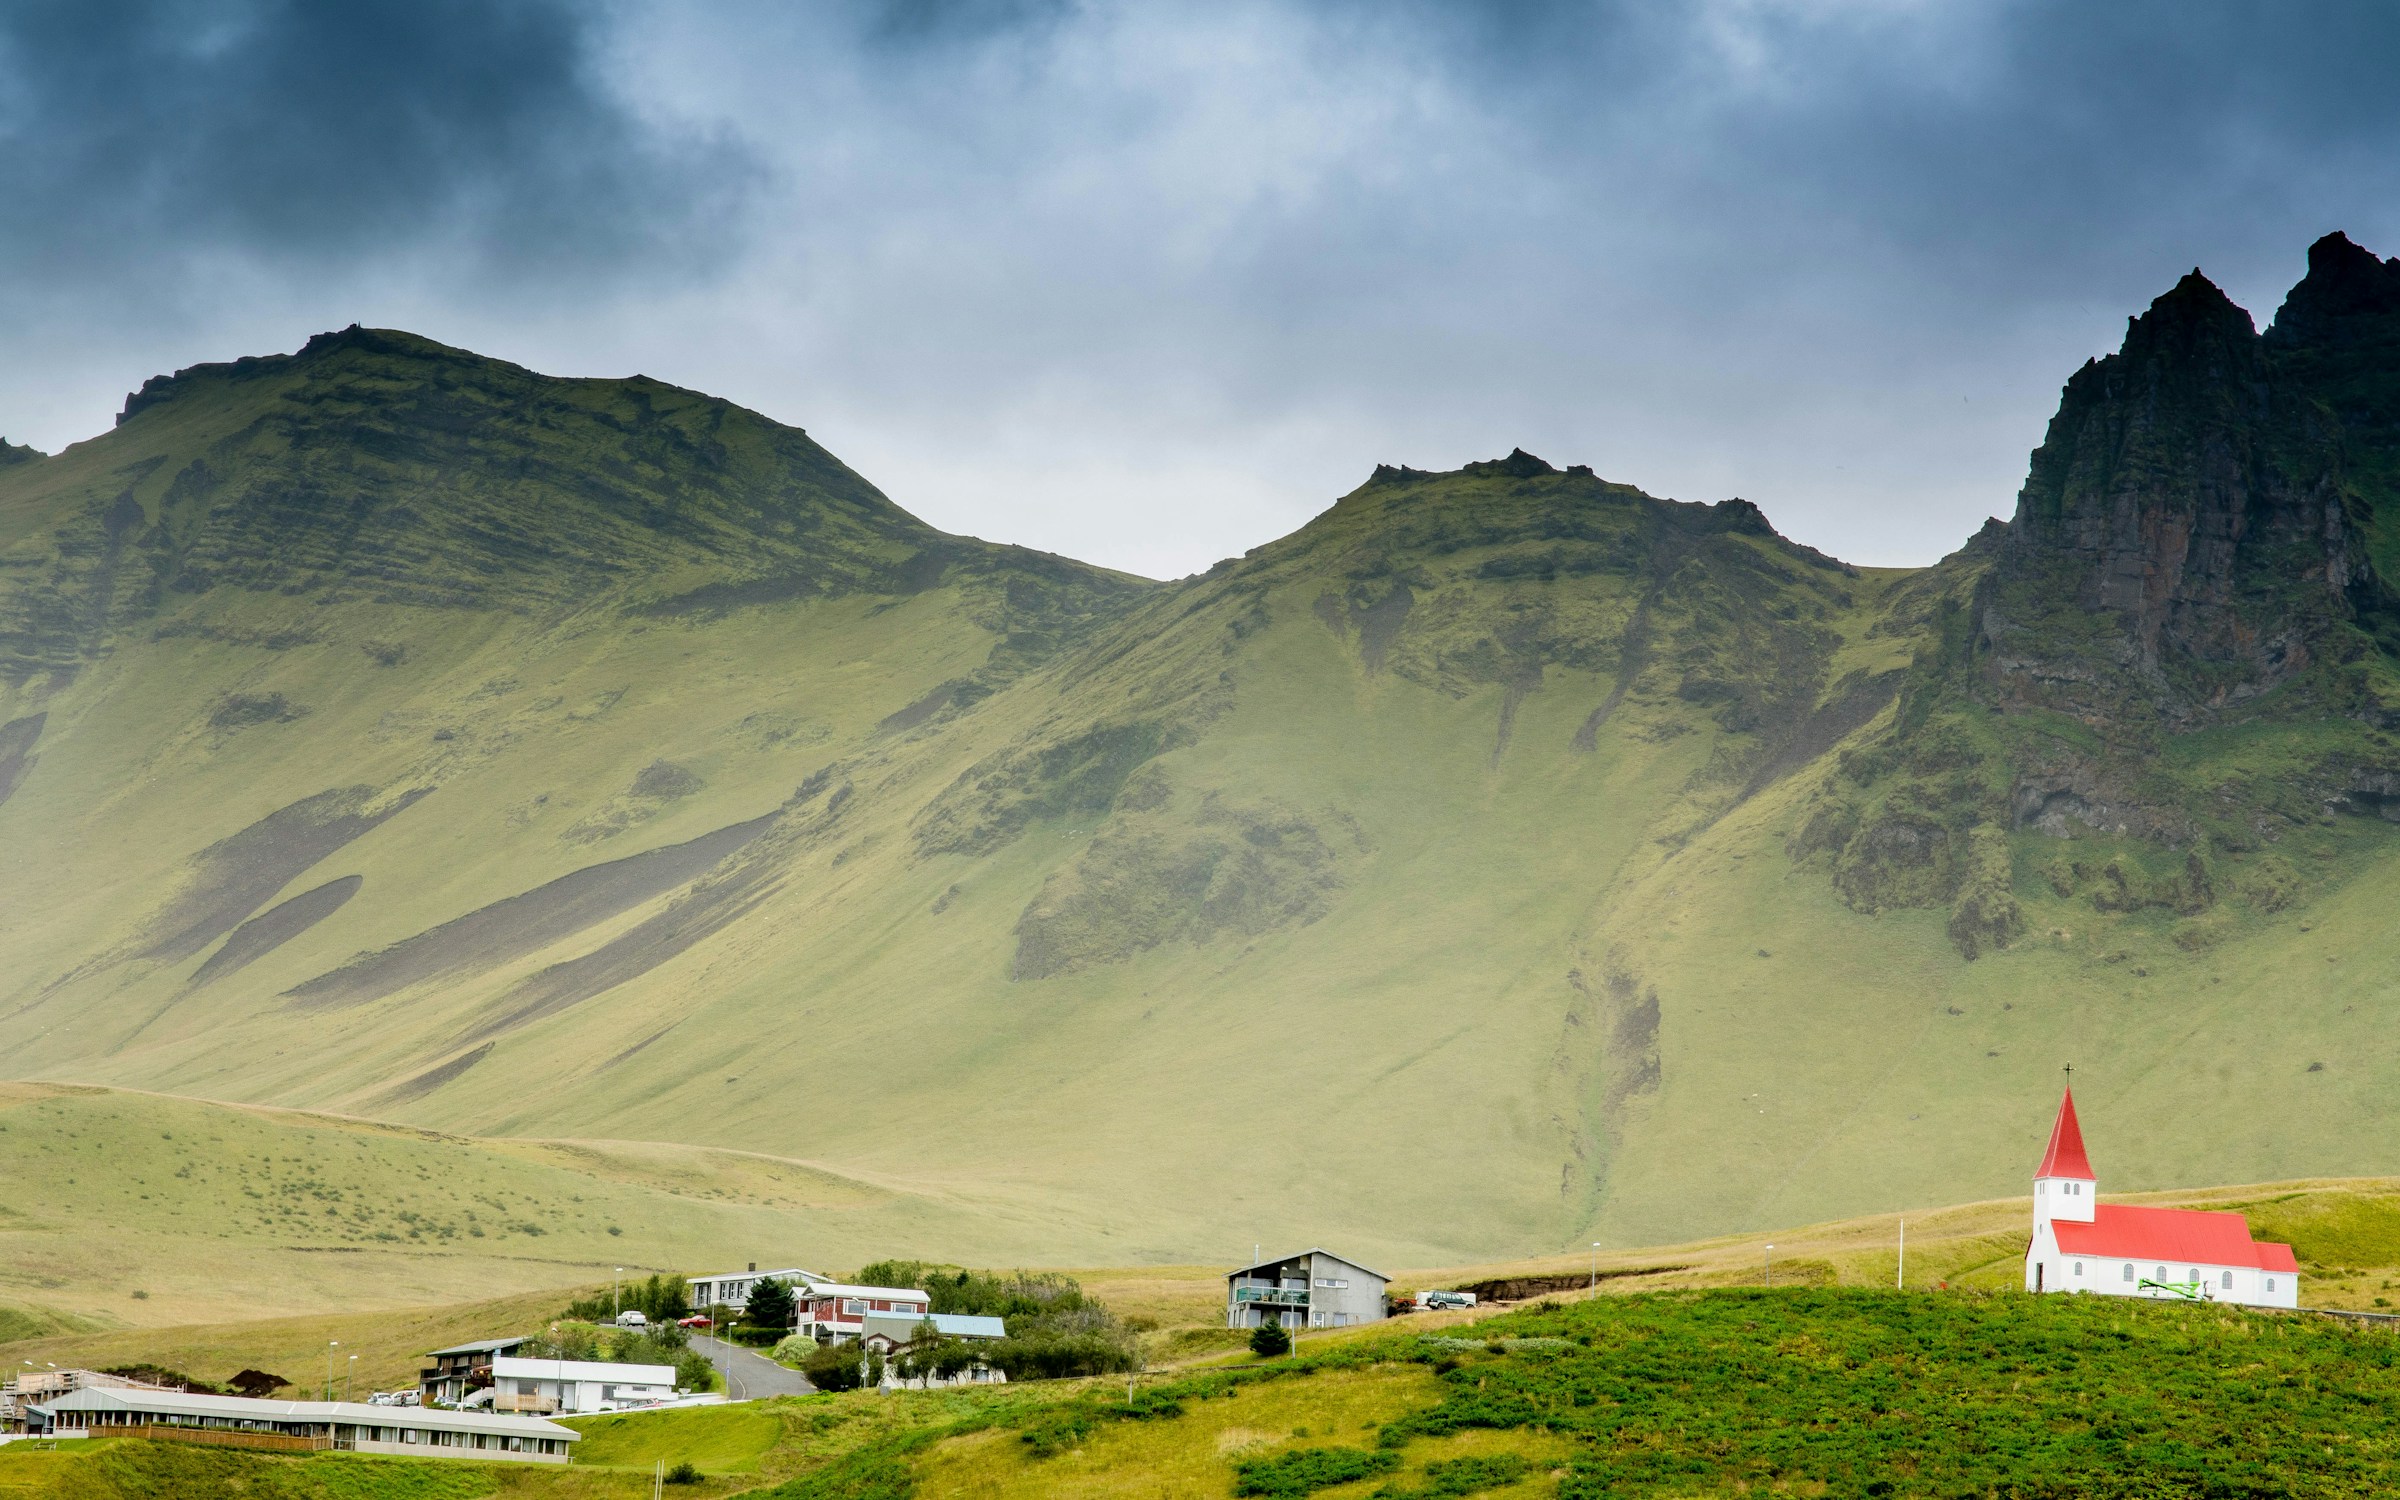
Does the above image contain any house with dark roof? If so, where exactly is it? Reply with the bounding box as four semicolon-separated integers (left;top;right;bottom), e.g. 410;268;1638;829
419;1336;533;1405
1225;1249;1389;1330
2024;1086;2299;1308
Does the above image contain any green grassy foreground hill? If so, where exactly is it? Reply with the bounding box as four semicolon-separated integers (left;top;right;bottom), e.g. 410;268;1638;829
6;239;2400;1274
16;1285;2400;1498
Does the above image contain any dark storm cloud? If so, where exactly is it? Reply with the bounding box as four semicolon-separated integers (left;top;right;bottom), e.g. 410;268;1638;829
0;0;751;283
5;0;2400;575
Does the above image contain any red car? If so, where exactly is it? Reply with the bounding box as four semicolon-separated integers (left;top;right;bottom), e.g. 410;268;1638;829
677;1316;713;1329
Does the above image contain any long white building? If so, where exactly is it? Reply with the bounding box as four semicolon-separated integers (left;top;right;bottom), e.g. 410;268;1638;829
2023;1085;2299;1308
28;1385;578;1463
486;1356;677;1414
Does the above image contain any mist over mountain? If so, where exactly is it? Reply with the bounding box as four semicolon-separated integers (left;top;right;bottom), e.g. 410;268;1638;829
6;235;2400;1265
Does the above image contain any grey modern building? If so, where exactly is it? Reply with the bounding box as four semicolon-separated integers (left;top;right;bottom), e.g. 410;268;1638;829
1226;1248;1389;1330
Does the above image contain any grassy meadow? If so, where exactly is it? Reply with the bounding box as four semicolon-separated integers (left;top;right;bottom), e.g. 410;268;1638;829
14;1279;2400;1498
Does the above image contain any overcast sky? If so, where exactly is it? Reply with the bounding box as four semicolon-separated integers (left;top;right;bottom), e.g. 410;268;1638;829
4;1;2398;579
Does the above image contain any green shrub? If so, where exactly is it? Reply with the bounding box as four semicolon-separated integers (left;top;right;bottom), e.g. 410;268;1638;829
665;1460;704;1484
1250;1316;1292;1358
1233;1445;1401;1497
564;1272;691;1325
800;1340;883;1392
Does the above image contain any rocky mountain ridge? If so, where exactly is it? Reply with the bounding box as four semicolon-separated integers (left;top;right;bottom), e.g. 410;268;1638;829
4;237;2400;1262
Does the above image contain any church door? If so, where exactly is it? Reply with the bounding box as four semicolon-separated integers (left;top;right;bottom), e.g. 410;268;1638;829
2035;1263;2045;1292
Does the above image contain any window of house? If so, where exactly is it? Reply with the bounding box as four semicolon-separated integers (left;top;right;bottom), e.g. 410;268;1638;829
2122;1264;2133;1281
2267;1277;2277;1293
2222;1271;2233;1289
2073;1262;2083;1276
2156;1266;2168;1281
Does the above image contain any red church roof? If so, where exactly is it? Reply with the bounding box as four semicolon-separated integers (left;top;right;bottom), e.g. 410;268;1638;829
2051;1204;2298;1273
2035;1086;2094;1181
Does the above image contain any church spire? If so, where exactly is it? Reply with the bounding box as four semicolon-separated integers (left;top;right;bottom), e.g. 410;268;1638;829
2036;1082;2095;1181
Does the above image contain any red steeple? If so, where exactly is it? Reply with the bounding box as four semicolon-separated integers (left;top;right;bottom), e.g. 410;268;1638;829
2035;1086;2095;1181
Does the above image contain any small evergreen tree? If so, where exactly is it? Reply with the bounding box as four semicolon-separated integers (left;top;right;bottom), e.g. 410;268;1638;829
745;1277;796;1335
1249;1315;1291;1358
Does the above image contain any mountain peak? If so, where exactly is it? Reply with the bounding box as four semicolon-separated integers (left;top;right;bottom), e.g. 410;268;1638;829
2122;267;2257;353
1990;247;2363;723
2268;230;2400;351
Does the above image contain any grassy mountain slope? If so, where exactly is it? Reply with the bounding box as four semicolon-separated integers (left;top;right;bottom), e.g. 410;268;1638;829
8;241;2400;1274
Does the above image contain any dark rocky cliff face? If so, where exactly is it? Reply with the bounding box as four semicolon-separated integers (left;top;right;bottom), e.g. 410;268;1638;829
1979;263;2372;725
1798;235;2400;957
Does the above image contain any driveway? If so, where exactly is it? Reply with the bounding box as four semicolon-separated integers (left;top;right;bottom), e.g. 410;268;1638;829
689;1332;815;1400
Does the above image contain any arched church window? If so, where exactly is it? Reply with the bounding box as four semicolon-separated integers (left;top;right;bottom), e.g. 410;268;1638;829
2221;1272;2233;1290
2122;1264;2133;1281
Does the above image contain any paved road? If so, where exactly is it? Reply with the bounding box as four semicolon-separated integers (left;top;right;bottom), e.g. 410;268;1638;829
690;1332;814;1400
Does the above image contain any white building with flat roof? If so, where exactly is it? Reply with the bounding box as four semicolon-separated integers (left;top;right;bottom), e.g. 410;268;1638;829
29;1385;576;1463
687;1264;830;1313
486;1356;676;1415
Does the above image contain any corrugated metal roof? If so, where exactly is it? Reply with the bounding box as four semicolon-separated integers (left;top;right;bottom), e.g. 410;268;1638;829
423;1336;531;1357
860;1312;1007;1340
490;1357;676;1384
38;1385;577;1438
2053;1204;2298;1272
1225;1248;1390;1283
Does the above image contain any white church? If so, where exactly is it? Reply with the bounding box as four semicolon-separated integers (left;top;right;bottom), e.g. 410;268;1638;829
2024;1084;2298;1308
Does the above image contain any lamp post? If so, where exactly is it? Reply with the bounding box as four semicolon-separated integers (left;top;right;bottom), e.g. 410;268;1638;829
1590;1243;1602;1290
1897;1218;1906;1291
615;1268;623;1322
346;1354;357;1404
1764;1246;1774;1288
325;1341;339;1402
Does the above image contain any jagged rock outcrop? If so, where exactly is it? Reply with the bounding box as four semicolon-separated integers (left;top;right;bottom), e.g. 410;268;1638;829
1980;266;2369;724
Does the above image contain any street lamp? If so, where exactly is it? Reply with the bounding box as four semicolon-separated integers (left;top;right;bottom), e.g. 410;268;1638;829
1764;1246;1775;1288
325;1342;339;1402
1590;1243;1602;1290
346;1354;357;1404
615;1268;623;1322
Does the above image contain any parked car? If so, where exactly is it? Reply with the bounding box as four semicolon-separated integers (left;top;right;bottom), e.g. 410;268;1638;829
1420;1290;1478;1310
677;1315;713;1329
367;1391;421;1407
615;1311;649;1329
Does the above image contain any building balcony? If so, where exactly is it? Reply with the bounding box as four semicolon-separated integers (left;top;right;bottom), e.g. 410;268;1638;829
492;1393;559;1415
1231;1283;1310;1307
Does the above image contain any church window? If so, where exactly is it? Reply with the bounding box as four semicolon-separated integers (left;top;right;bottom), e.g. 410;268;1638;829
2156;1266;2168;1281
2122;1264;2133;1281
2267;1277;2277;1293
2222;1271;2233;1290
